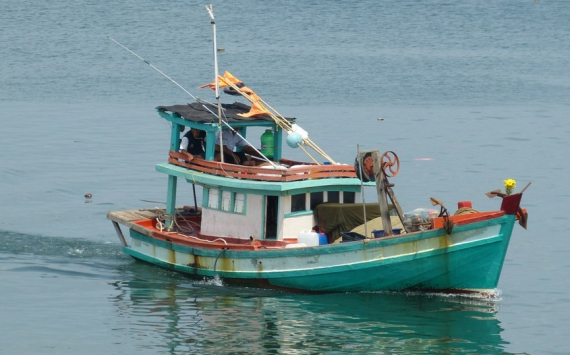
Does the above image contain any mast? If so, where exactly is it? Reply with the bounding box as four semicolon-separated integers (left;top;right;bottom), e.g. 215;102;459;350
206;4;224;163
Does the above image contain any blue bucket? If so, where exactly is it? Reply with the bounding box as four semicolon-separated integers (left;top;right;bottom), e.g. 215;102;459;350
372;230;384;238
373;229;401;238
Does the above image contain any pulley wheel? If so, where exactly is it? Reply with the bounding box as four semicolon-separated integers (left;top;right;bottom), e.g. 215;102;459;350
381;151;400;177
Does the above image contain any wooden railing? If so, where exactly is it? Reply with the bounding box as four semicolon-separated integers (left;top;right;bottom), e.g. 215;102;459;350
168;151;357;182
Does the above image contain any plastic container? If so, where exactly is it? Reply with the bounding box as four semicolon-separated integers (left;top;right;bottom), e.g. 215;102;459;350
373;228;402;238
298;230;320;247
260;129;274;159
372;230;385;238
318;233;328;245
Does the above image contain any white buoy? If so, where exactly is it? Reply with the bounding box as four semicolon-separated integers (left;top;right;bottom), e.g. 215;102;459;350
291;124;309;139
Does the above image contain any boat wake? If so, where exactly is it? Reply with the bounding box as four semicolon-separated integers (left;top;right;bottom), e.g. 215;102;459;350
0;229;124;260
365;289;503;302
421;290;503;303
189;275;225;288
207;274;224;287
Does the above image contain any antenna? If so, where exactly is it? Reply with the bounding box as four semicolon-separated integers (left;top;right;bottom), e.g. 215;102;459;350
206;4;224;163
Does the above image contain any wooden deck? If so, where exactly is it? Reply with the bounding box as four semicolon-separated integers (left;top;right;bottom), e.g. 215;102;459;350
107;208;162;246
107;207;290;250
107;209;163;224
107;207;202;246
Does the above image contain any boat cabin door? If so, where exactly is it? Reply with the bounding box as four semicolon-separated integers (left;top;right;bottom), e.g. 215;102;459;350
264;195;278;239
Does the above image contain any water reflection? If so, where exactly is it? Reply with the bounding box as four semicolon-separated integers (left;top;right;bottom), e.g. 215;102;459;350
109;266;512;354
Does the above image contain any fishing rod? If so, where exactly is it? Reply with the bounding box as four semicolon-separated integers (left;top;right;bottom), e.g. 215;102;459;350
108;37;199;101
107;36;277;168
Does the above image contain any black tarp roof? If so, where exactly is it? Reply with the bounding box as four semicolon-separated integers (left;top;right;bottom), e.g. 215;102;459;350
157;101;294;124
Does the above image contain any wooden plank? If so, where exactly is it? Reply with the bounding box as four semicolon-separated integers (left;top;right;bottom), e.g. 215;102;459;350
168;150;357;182
107;209;161;223
170;150;359;175
372;151;394;236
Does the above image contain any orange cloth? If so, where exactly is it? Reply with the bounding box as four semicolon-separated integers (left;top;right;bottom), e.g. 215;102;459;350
237;101;270;117
199;71;243;90
200;71;270;117
237;88;270;117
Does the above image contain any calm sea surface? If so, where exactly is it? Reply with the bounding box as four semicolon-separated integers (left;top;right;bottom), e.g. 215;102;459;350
1;1;569;354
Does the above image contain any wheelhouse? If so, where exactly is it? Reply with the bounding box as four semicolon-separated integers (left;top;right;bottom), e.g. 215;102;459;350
156;101;370;241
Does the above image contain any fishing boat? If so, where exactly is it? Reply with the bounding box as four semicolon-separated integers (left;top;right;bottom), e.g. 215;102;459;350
107;7;528;293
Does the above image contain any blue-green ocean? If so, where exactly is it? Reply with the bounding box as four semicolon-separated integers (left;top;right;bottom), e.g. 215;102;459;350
1;1;569;354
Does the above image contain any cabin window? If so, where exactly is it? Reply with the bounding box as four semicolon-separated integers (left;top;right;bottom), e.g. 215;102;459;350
221;191;232;211
291;193;306;212
234;193;245;213
327;191;340;203
343;191;355;203
205;188;246;214
208;189;219;209
310;192;324;210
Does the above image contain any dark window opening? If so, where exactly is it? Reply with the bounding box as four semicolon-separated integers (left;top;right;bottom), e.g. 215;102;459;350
344;191;355;203
328;191;340;203
291;194;306;212
310;192;324;210
265;196;278;239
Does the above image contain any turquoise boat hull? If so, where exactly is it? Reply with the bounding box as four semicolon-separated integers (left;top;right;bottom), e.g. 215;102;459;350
121;213;516;293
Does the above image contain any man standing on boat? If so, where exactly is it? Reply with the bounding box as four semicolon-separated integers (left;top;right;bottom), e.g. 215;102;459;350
215;127;263;165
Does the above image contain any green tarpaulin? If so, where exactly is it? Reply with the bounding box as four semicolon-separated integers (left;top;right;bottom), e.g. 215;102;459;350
314;203;395;242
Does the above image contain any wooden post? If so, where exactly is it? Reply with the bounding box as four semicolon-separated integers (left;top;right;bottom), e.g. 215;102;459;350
372;151;393;236
165;175;177;230
205;125;219;161
166;123;181;229
385;182;406;231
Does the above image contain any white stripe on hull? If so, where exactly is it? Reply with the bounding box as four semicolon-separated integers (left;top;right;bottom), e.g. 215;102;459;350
129;224;502;274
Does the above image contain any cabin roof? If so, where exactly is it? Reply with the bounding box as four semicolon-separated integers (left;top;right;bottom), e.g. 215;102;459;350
156;162;370;192
156;101;295;124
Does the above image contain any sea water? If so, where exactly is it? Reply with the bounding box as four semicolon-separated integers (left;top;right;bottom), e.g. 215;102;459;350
1;0;569;354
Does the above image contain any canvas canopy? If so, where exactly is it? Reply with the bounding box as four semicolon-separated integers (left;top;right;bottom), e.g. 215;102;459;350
314;203;396;242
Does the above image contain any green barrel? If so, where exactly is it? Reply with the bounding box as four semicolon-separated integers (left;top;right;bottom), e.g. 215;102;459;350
260;129;274;159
